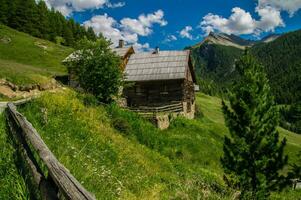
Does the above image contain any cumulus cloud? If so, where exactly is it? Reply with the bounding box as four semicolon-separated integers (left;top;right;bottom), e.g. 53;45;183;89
83;10;167;51
256;6;284;32
43;0;125;16
258;0;301;17
200;5;284;36
121;10;167;36
180;26;193;39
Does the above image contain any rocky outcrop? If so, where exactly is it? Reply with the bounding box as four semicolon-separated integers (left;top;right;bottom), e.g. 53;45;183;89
0;79;59;100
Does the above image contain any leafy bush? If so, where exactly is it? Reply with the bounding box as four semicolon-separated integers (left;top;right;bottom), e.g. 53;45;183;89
65;38;122;104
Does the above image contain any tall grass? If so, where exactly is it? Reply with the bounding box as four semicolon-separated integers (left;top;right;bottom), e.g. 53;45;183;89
0;113;30;199
15;90;301;199
19;90;234;199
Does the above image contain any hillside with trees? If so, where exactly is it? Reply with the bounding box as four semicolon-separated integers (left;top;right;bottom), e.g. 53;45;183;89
251;30;301;105
189;30;301;133
0;0;98;47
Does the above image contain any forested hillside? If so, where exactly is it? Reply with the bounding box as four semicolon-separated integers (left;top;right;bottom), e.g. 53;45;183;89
190;30;301;133
190;30;301;104
251;30;301;105
0;0;97;47
190;42;243;95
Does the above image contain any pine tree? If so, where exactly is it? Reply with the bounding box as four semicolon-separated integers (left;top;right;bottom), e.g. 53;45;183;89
3;0;99;47
86;27;97;41
11;0;39;35
291;103;301;122
221;53;288;199
36;0;50;39
62;24;75;46
0;0;9;24
8;0;20;28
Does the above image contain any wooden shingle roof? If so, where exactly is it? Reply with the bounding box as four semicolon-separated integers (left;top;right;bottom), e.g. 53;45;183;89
125;50;195;82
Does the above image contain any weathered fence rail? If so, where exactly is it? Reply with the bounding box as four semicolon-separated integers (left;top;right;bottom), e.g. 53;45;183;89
6;103;96;200
128;102;183;114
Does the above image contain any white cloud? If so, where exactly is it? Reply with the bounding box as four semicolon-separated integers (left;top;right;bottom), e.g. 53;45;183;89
120;18;151;36
106;2;125;8
83;10;167;51
133;43;151;52
164;35;177;43
43;0;124;16
83;14;134;45
258;0;301;17
200;5;284;36
180;26;193;39
256;6;284;32
121;10;167;36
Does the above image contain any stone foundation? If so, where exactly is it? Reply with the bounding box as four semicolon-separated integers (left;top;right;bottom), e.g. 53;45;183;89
155;114;170;130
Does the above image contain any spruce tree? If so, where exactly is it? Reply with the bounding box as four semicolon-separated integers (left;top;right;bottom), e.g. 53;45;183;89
221;53;288;199
86;27;97;41
36;0;50;39
0;0;9;24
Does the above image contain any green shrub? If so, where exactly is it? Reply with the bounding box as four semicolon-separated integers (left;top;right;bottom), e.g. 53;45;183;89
65;38;122;104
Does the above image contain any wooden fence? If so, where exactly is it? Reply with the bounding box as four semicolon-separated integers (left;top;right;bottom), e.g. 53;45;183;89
6;103;96;200
128;102;183;114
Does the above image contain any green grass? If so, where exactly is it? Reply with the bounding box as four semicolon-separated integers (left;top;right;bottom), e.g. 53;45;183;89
2;91;299;199
0;113;30;199
0;25;73;85
18;90;233;199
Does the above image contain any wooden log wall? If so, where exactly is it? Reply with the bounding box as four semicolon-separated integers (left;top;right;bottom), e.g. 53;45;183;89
6;103;96;200
124;80;184;107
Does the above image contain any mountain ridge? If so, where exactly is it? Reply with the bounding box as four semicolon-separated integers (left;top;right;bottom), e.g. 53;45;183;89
193;32;281;49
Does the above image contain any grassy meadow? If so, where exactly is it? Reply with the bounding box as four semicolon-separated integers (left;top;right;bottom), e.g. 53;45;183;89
2;90;296;199
0;25;73;85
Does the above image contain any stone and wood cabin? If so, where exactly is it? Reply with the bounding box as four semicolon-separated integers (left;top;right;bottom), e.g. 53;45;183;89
63;41;198;124
123;48;197;119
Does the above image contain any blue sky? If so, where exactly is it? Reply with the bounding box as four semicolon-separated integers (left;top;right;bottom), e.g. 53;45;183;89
44;0;301;50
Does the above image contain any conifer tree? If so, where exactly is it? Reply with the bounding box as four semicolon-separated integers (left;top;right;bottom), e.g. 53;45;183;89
0;0;9;24
8;0;20;28
2;0;100;47
86;27;97;41
62;24;75;46
221;53;288;199
36;0;50;39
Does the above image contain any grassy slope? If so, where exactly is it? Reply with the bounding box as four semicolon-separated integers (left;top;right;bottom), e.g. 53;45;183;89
16;91;301;199
0;25;73;85
0;113;30;199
